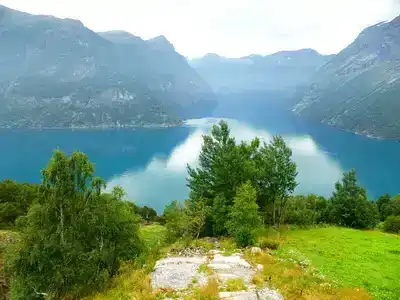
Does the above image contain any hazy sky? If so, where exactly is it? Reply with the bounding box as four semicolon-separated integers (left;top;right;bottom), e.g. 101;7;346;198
1;0;399;57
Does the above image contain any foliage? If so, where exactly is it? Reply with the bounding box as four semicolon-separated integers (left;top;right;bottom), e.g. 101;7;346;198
327;169;379;229
376;193;391;221
378;194;400;221
226;182;261;247
260;136;298;227
187;121;298;237
6;150;143;299
0;180;39;226
163;200;192;240
256;236;280;250
135;205;158;223
163;199;211;240
383;216;400;234
284;195;327;226
276;227;400;299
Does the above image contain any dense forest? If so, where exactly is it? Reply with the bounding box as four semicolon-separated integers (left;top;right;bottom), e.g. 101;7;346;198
0;121;399;299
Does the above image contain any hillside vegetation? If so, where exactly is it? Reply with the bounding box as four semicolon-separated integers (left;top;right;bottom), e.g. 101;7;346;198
0;121;399;299
294;15;400;139
0;5;216;129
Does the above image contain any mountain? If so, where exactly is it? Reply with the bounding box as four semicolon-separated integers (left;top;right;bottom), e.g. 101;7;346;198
293;15;400;139
0;5;216;128
190;49;333;96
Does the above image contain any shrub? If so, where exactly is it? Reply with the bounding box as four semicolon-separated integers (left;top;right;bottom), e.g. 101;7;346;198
256;237;280;250
383;216;400;234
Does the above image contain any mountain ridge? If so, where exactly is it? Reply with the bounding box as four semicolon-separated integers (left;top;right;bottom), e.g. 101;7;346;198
293;14;400;139
0;5;216;129
190;49;333;96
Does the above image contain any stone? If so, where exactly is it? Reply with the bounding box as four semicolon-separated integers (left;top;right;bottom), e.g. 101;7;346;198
250;247;262;256
151;256;207;289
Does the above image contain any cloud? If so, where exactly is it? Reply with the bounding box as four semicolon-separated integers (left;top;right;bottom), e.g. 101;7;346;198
2;0;399;57
106;118;343;212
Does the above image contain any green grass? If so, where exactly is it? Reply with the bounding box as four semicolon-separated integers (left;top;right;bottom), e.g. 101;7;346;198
277;227;400;299
139;224;168;251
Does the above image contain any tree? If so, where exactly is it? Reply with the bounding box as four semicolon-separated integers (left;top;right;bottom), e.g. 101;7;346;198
0;180;39;225
163;200;191;240
7;150;142;299
187;121;259;234
259;136;298;226
383;216;400;234
137;206;158;223
328;169;379;229
284;194;327;226
377;193;391;221
187;199;210;238
226;182;261;247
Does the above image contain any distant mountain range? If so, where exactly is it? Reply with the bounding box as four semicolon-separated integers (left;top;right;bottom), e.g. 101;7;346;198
190;50;333;97
293;15;400;139
0;5;216;128
1;5;399;139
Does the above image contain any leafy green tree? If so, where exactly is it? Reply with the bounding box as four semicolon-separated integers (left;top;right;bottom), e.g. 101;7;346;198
226;182;261;247
7;150;142;299
383;216;400;234
259;136;298;226
187;121;255;204
0;180;39;225
379;195;400;221
163;200;191;240
135;206;158;223
188;199;210;238
187;121;259;234
328;169;379;229
377;194;391;221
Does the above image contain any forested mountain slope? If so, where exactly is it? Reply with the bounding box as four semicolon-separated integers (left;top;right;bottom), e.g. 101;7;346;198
0;5;216;128
293;15;400;139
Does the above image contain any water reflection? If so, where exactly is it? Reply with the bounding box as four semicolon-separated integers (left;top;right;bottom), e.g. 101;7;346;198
106;118;344;212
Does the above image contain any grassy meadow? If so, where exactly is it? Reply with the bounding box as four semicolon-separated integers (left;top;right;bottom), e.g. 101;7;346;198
275;227;400;299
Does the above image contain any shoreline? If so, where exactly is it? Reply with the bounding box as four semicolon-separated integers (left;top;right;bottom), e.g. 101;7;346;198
0;122;183;131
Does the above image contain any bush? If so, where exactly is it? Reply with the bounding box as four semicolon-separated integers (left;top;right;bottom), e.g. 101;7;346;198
256;237;280;250
383;216;400;234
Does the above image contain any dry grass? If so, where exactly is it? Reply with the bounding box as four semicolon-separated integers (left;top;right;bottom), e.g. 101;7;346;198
189;277;219;300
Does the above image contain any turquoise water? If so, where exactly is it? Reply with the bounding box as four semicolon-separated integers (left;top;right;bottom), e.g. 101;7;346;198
1;104;399;212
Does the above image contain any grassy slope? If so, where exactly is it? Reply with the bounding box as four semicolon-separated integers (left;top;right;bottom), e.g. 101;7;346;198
277;227;400;299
